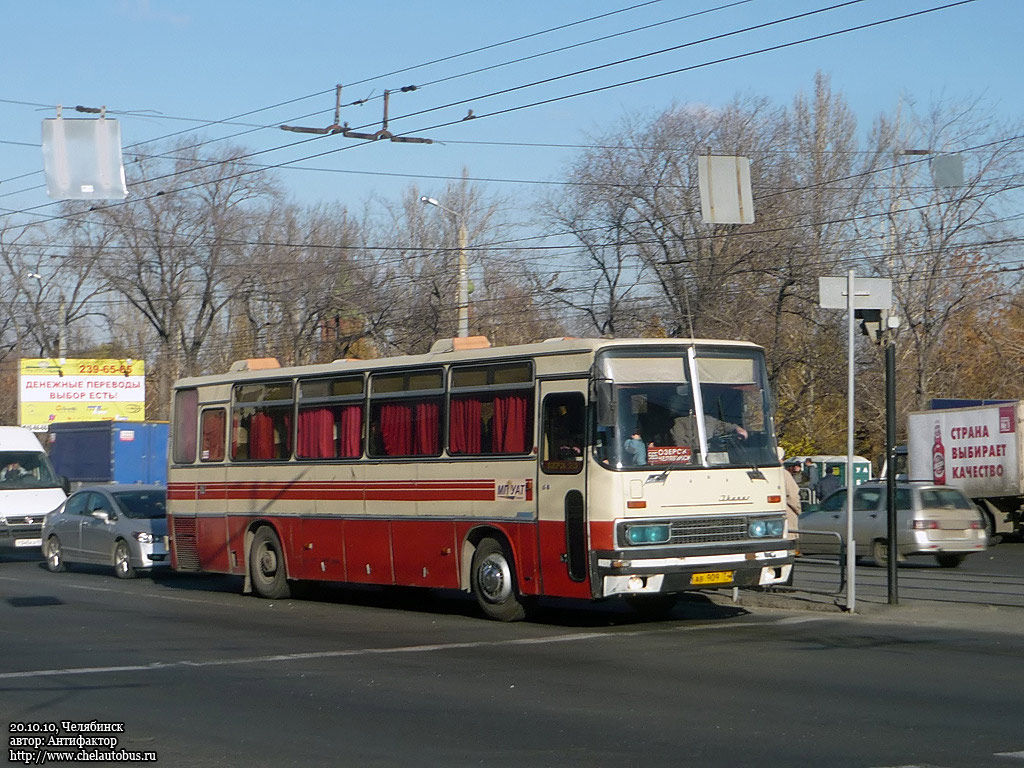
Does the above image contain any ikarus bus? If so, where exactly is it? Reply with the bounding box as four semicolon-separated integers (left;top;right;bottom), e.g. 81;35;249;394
167;336;794;620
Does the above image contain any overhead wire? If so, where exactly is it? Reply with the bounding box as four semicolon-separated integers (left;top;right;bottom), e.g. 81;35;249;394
0;0;1011;354
11;129;1021;271
0;0;683;194
0;0;966;226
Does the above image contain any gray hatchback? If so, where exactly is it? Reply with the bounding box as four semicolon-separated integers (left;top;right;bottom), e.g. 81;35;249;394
798;481;988;567
42;485;168;578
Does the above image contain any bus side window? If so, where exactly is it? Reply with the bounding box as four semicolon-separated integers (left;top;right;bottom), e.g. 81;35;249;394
541;393;585;474
172;388;198;464
200;408;226;462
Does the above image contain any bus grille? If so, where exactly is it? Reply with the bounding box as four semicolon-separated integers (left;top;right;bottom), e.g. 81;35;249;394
669;516;749;544
172;517;200;571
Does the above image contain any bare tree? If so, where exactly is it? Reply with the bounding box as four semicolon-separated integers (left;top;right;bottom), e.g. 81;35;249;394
860;96;1024;409
222;200;370;368
76;139;280;411
365;176;515;354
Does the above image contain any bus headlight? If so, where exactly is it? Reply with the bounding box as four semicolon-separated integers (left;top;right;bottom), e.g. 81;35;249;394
749;518;785;538
625;524;670;545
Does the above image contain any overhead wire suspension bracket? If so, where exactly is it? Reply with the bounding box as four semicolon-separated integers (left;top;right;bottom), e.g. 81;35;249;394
281;84;432;144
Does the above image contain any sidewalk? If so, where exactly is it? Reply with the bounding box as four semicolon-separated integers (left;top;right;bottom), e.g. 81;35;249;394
697;585;1024;636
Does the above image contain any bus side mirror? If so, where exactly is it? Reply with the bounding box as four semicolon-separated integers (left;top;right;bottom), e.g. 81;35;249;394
595;381;616;427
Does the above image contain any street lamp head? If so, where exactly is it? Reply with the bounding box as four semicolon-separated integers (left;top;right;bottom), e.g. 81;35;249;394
27;272;42;281
420;196;439;207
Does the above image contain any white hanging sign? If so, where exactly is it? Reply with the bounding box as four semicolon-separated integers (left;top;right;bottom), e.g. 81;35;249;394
41;117;128;200
697;155;754;224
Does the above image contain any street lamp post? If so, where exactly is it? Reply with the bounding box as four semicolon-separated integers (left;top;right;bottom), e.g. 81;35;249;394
420;196;469;338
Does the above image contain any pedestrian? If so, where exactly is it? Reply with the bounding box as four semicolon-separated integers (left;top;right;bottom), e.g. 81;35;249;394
803;457;819;488
815;466;842;500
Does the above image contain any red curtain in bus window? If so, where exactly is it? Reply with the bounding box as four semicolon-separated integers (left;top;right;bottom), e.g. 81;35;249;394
338;404;362;458
281;412;293;457
250;411;275;460
449;397;482;454
414;400;440;455
298;407;335;458
201;409;226;461
494;394;529;454
380;402;413;456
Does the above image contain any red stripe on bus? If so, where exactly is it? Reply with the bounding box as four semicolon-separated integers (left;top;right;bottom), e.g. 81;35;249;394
167;480;503;503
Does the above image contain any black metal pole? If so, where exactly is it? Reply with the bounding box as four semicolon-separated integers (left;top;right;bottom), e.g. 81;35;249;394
886;339;898;604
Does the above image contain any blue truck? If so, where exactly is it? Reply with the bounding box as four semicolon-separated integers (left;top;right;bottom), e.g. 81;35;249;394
47;421;168;485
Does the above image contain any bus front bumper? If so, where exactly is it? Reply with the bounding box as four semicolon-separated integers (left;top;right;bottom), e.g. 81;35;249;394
593;541;794;598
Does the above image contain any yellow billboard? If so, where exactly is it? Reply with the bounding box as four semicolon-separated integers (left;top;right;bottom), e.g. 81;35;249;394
19;358;145;431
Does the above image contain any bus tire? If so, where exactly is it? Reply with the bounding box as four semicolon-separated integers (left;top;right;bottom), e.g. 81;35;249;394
249;526;291;600
471;537;526;622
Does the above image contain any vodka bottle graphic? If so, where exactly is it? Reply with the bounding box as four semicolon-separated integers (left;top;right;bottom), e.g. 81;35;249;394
932;422;946;485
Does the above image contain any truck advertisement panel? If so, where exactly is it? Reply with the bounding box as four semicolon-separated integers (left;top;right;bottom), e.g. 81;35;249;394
908;404;1020;498
18;358;145;431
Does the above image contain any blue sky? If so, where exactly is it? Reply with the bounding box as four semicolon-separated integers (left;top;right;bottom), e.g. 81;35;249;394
1;0;1020;222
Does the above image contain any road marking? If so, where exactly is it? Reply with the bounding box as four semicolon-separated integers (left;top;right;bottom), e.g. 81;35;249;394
0;575;230;607
775;615;828;625
995;751;1024;759
59;582;218;606
0;617;790;681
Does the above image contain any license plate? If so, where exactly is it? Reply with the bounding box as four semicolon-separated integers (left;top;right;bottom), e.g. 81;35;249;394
15;538;42;548
691;570;734;586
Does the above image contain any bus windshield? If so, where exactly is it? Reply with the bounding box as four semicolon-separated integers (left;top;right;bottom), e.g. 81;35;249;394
594;346;778;470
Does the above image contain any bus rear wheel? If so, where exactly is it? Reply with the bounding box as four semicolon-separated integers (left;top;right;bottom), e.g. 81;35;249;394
471;538;526;622
250;526;291;600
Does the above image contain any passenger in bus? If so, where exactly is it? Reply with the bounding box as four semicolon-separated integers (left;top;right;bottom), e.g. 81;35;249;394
550;403;584;461
624;429;647;466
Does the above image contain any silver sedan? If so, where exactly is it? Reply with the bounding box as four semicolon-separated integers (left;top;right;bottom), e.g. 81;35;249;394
42;484;168;578
797;481;988;567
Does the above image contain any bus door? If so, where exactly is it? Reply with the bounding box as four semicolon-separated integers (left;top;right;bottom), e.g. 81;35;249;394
536;383;591;599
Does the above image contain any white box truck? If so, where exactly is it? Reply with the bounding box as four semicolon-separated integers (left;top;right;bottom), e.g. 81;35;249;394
907;402;1024;536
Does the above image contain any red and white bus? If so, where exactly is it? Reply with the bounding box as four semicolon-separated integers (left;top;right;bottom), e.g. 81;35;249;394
167;336;794;620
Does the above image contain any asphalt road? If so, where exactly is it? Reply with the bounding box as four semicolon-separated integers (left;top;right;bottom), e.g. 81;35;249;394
2;548;1023;768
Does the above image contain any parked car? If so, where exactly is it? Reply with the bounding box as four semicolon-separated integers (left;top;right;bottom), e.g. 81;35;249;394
42;485;168;578
797;480;988;567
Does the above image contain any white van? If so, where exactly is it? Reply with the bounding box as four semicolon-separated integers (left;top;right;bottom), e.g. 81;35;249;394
0;426;68;552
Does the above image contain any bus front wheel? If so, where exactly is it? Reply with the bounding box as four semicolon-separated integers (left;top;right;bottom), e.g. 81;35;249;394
249;526;291;600
471;538;526;622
